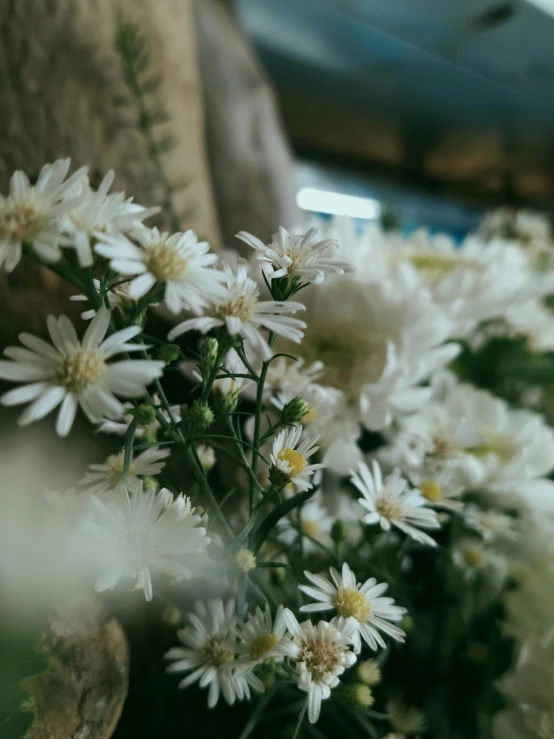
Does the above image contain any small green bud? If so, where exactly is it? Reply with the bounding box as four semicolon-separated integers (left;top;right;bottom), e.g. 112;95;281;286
143;475;161;492
201;337;219;371
162;605;183;627
343;683;374;708
156;343;181;364
134;403;157;425
357;659;381;686
280;396;311;424
213;388;240;415
234;548;257;573
181;400;214;432
331;518;348;545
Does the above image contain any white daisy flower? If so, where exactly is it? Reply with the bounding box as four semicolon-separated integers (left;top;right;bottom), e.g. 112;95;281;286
81;482;210;601
59;169;160;267
277;498;334;554
452;538;507;582
165;598;264;708
70;278;133;320
282;609;358;724
0;159;88;272
463;504;517;542
407;460;467;513
351;461;441;547
95;226;226;314
235;604;292;670
236;226;354;285
167;259;307;360
299;563;406;654
79;445;171;495
270;426;325;492
0;307;164;436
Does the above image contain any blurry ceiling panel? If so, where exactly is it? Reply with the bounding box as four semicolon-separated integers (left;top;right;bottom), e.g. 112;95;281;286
235;0;554;208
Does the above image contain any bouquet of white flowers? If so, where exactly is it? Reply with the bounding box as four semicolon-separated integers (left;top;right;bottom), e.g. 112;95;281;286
2;161;554;739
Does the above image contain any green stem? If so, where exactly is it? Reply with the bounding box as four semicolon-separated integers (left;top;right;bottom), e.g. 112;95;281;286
292;698;308;739
238;686;277;739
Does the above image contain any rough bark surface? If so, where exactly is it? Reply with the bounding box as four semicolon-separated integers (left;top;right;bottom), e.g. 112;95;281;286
24;600;129;739
0;0;220;341
195;0;303;252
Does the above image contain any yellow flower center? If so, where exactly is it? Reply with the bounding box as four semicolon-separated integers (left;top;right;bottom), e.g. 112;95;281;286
300;635;341;680
249;633;278;661
143;240;188;281
297;321;387;397
201;636;235;668
468;433;515;461
301;519;320;539
277;448;307;477
302;406;316;424
0;199;51;242
214;293;255;323
333;588;371;621
420;481;443;503
56;348;106;392
376;497;402;521
463;548;483;568
106;453;136;486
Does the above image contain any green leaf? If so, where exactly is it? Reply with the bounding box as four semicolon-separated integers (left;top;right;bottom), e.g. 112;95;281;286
253;489;314;553
0;628;50;739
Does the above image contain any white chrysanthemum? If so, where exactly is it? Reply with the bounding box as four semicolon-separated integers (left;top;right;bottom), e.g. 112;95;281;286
277;498;334;554
282;609;358;724
452;538;506;581
70;278;133;320
0;308;164;436
299;563;406;654
168;259;306;360
446;384;554;495
81;483;210;601
165;598;264;708
504;299;554;353
59;170;159;267
293;267;459;430
79;445;171;495
351;461;440;547
95;227;227;314
235;604;291;670
237;226;353;285
0;159;88;272
323;216;554;334
263;356;323;400
270;426;325;492
463;504;517;542
405;460;468;513
480;207;553;255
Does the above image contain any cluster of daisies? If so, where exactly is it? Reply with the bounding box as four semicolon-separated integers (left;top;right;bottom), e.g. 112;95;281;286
2;160;554;737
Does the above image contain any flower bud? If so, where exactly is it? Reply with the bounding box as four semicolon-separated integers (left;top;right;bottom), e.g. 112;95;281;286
181;400;214;432
162;605;183;627
196;444;216;472
133;402;157;426
156;343;181;364
201;337;219;371
343;683;374;708
234;548;257;573
357;659;381;686
143;475;161;492
280;396;311;425
331;519;348;545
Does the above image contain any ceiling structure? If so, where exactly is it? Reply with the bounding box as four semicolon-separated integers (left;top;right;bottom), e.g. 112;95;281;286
236;0;554;210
